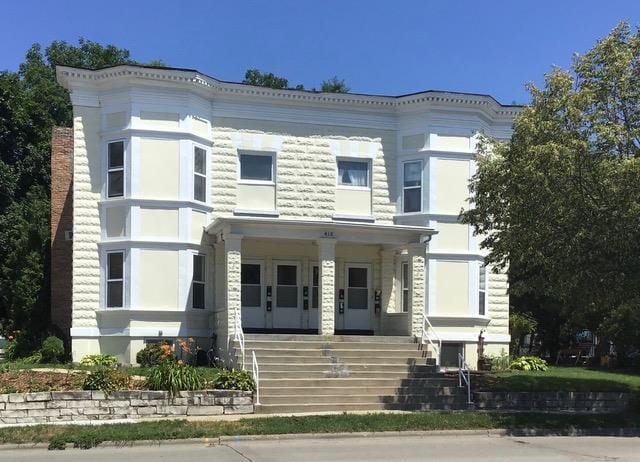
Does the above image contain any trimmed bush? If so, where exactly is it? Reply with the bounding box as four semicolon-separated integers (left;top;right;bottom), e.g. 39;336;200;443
510;356;549;372
41;336;65;363
136;342;173;367
80;354;118;369
145;361;204;396
83;367;130;392
212;368;255;392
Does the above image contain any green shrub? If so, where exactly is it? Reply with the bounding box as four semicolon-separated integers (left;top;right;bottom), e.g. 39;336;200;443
488;351;511;372
80;354;118;369
136;342;173;367
41;336;65;363
83;367;130;392
145;361;203;396
48;436;67;450
509;356;548;371
212;368;255;391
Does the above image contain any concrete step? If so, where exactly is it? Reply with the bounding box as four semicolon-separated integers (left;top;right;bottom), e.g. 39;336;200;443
236;341;426;351
255;402;469;414
253;355;431;365
259;378;458;388
256;364;438;374
260;386;463;397
247;348;431;358
244;334;415;343
259;370;446;379
259;394;468;405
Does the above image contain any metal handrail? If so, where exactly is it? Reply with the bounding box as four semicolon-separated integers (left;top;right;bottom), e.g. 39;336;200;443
252;350;260;405
233;313;245;370
458;353;473;405
422;312;442;368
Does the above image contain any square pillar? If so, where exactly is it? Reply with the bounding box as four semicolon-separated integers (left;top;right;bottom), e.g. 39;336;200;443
224;233;243;352
317;238;336;336
408;243;427;337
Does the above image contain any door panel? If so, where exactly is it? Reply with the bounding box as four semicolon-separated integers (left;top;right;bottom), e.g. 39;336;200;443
273;262;302;328
241;262;264;329
344;265;371;330
308;264;319;330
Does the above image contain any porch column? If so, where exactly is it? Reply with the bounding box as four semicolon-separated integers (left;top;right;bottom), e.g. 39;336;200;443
317;237;336;336
380;249;396;315
224;234;243;345
408;243;426;337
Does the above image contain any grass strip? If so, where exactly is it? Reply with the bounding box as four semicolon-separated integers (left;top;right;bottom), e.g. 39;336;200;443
1;412;639;450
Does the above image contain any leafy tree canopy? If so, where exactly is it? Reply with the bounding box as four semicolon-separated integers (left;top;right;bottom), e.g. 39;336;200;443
242;68;349;93
461;23;640;356
321;76;350;93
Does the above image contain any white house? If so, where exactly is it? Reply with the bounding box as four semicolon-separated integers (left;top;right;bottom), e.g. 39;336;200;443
54;64;517;371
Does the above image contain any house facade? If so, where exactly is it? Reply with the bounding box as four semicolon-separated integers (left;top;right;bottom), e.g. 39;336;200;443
54;65;518;368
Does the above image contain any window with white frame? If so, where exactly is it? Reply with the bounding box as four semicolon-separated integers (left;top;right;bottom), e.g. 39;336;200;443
107;141;125;198
192;254;205;309
403;161;422;213
337;160;370;188
479;264;487;315
239;153;273;182
106;251;124;308
401;262;409;313
193;146;206;202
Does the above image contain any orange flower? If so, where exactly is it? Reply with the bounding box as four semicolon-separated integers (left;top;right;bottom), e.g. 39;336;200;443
177;359;184;365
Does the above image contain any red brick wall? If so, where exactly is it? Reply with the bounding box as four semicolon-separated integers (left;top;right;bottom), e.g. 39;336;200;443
51;127;74;340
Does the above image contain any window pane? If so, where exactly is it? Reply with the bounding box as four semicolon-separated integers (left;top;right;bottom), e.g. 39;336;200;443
194;147;206;174
338;161;369;187
107;252;123;280
348;267;367;288
404;161;422;187
194;175;206;202
108;142;124;168
277;286;298;307
479;291;486;316
193;255;205;282
402;263;409;289
107;281;123;307
402;289;409;312
241;264;261;285
108;171;124;197
348;288;368;309
240;154;272;181
277;265;297;285
312;287;319;309
312;266;319;286
193;282;205;309
241;285;261;307
403;188;421;213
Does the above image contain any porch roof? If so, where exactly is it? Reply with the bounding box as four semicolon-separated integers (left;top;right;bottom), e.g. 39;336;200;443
205;216;437;246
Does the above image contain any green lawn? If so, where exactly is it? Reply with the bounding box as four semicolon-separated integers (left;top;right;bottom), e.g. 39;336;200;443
476;366;640;393
1;412;639;449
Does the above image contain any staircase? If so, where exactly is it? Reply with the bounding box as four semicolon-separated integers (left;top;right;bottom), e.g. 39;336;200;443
233;334;469;414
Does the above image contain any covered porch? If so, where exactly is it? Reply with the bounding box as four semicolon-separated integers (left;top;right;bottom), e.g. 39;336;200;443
206;217;436;355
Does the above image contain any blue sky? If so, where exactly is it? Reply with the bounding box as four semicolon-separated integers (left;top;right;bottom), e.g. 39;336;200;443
2;0;639;104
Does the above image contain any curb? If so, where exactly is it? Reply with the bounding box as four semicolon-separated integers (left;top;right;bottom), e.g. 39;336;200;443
2;427;640;450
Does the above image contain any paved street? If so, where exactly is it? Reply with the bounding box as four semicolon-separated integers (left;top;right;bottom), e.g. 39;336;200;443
3;434;639;461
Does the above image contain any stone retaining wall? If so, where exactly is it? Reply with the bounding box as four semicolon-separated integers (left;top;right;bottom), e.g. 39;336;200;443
474;391;630;413
0;390;254;425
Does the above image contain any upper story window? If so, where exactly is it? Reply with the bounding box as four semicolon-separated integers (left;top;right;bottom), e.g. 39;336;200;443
239;153;274;183
479;264;487;315
106;251;124;308
337;160;370;188
403;161;422;213
192;254;205;309
107;141;125;198
194;146;206;202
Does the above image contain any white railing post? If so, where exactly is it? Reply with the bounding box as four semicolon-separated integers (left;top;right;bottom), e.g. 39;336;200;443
252;350;260;405
233;313;245;370
458;353;473;405
422;312;442;368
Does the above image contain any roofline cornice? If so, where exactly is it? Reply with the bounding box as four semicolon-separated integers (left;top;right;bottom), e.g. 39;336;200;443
56;65;523;121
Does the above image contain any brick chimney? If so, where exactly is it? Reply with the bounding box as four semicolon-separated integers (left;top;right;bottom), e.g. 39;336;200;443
51;127;74;340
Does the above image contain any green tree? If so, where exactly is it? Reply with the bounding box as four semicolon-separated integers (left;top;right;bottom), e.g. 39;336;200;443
242;69;291;89
0;39;139;342
321;76;349;93
461;23;640;361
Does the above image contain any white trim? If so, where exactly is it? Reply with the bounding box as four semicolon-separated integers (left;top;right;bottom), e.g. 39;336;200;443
70;326;212;338
237;150;276;185
401;159;423;214
189;251;207;310
99;198;213;212
106;139;126;199
427;252;485;261
105;249;126;309
336;157;372;189
98;240;205;251
431;332;510;343
101;128;213;147
233;209;280;218
332;213;375;223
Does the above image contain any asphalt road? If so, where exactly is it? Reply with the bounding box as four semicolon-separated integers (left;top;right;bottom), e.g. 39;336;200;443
3;434;639;461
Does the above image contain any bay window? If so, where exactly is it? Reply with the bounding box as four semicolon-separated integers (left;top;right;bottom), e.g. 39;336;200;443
106;251;124;308
107;141;124;198
403;161;422;213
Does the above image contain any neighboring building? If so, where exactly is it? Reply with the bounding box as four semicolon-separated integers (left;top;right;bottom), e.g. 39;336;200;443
54;64;518;368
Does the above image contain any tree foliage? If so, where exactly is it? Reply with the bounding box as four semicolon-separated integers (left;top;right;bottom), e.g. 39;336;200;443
0;39;138;339
242;68;349;92
461;23;640;357
321;76;350;93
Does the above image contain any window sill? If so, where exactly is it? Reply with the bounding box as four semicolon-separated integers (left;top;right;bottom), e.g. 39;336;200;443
336;186;371;191
332;214;375;223
238;180;275;186
233;208;280;218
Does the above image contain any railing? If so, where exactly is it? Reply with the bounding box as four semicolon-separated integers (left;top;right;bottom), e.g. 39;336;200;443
252;350;260;405
458;353;473;405
233;313;245;370
422;312;442;368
